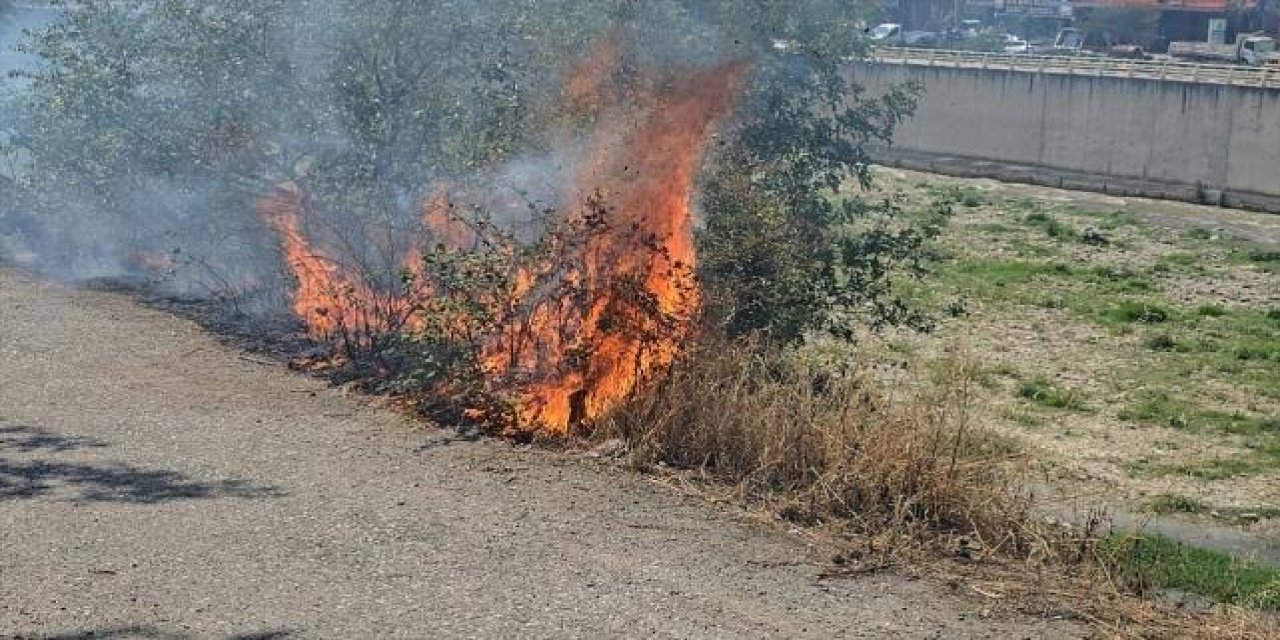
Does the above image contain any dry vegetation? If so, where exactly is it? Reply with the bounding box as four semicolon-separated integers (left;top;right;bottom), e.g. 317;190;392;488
603;342;1033;551
569;169;1280;637
586;335;1278;638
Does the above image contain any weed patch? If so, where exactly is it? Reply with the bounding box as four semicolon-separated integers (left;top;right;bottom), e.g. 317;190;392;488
1103;301;1172;325
1146;493;1205;515
1119;391;1279;439
1016;377;1087;411
1103;534;1280;610
1119;391;1192;429
1023;212;1077;240
1144;333;1183;352
1196;304;1228;317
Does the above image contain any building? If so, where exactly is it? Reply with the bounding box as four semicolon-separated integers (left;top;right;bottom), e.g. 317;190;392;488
1071;0;1261;43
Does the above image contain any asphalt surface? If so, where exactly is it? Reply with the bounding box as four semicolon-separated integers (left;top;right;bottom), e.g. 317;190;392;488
0;268;1085;639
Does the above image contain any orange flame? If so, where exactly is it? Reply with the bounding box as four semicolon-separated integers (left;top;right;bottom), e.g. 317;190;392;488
259;185;415;341
419;185;474;252
263;42;749;435
484;58;750;433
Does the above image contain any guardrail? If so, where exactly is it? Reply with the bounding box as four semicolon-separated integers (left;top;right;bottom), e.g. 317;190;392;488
871;47;1280;89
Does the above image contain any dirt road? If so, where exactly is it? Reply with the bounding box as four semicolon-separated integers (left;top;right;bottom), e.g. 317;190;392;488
0;268;1082;639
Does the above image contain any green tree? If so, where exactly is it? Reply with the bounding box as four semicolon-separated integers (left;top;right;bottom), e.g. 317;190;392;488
687;1;929;344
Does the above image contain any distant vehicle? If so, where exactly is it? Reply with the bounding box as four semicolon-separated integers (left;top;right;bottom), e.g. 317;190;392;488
1054;27;1083;52
1169;34;1278;67
945;20;983;43
868;22;938;48
1004;35;1031;54
1107;44;1151;60
869;23;901;42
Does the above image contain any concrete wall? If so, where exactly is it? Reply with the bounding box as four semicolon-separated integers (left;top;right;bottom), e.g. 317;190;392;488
848;63;1280;209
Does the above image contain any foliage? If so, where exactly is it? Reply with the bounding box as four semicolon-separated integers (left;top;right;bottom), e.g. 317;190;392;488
4;0;607;284
693;5;930;344
4;0;937;342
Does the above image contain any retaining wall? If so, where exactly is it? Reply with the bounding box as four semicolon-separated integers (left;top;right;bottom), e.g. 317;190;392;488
848;63;1280;211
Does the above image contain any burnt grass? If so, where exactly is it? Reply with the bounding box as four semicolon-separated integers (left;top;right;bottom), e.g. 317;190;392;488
79;273;319;366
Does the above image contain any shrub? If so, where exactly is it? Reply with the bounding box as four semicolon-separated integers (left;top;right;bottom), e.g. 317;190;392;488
1146;493;1205;515
1022;212;1076;240
1246;249;1280;264
944;298;968;318
960;191;985;208
1144;333;1178;352
1078;227;1110;246
1106;301;1171;324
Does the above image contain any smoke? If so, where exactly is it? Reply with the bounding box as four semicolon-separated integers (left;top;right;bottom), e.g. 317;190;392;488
0;1;844;317
0;2;53;264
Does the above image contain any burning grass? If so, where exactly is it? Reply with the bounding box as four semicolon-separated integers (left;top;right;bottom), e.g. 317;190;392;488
262;44;748;436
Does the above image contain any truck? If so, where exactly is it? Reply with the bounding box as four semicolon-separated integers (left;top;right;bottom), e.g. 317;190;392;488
1169;34;1279;67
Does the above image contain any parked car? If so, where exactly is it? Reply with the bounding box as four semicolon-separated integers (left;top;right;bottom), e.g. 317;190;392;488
868;22;939;48
868;23;901;42
1004;35;1031;54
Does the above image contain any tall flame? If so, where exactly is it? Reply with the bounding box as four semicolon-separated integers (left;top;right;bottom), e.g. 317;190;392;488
259;185;416;341
483;57;749;432
264;42;749;435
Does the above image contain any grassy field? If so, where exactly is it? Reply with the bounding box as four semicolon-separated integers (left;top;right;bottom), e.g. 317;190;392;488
863;169;1280;542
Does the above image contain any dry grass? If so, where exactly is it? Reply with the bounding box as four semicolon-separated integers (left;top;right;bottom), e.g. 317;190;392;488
602;340;1040;558
596;338;1280;638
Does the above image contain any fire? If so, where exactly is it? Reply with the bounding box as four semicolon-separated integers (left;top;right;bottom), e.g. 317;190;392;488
259;185;413;341
483;58;750;432
418;186;474;252
263;40;749;435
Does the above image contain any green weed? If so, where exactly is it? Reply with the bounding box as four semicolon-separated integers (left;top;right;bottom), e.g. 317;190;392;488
1103;301;1171;324
1016;377;1087;411
1103;533;1280;610
1195;304;1227;317
1146;493;1205;515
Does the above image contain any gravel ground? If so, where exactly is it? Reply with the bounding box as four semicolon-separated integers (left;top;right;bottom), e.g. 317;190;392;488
0;268;1085;639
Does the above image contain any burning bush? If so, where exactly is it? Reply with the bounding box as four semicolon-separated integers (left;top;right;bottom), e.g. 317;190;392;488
7;1;928;437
